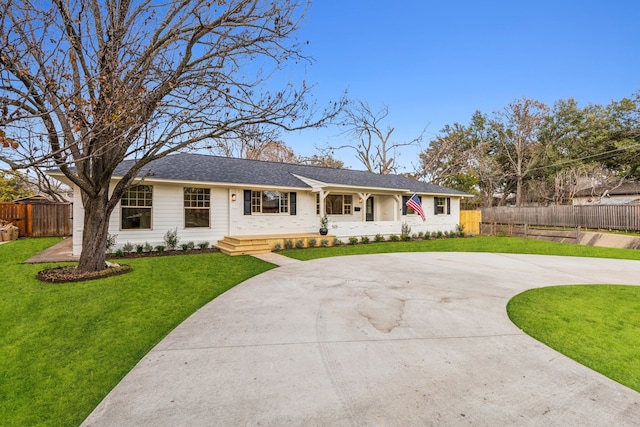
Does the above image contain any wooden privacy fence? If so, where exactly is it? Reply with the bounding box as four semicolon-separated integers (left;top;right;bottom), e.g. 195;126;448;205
481;205;640;232
0;202;72;237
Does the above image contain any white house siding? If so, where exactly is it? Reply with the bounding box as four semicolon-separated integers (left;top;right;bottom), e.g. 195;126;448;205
72;182;231;255
115;183;232;250
229;189;319;235
329;196;461;241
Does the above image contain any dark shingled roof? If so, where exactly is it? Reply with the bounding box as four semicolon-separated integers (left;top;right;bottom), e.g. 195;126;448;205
113;153;468;196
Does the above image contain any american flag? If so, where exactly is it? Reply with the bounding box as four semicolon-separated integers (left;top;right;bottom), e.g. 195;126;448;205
406;193;426;222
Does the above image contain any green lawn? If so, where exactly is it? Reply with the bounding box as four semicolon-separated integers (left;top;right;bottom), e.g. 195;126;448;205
2;236;639;426
0;238;275;427
281;235;640;261
507;286;640;392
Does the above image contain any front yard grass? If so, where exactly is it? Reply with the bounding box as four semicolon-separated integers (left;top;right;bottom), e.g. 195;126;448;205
280;235;640;261
508;285;640;392
0;238;275;427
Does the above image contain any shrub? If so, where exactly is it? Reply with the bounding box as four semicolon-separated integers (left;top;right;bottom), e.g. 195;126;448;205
273;242;282;251
197;241;210;250
443;231;450;238
114;249;124;258
401;234;411;241
106;234;118;253
154;245;165;253
122;242;134;253
436;231;443;238
187;241;195;250
348;236;359;245
295;239;305;249
389;234;399;242
320;238;329;247
418;231;424;239
374;233;384;243
135;244;144;254
284;239;294;249
401;222;411;236
143;242;153;252
333;237;343;246
164;228;179;250
180;243;191;251
360;236;370;244
308;238;317;247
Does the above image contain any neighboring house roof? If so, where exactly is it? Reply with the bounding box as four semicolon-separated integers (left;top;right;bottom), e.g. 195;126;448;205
574;181;640;198
111;153;468;196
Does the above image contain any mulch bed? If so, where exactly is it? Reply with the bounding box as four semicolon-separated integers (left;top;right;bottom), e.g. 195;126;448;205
37;264;132;284
107;247;220;259
36;247;221;283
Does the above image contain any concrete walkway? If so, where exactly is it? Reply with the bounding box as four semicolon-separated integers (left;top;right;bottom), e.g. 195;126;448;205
82;252;640;426
23;237;78;263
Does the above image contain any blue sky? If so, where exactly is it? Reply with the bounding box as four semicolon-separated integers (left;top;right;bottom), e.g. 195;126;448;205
285;0;640;171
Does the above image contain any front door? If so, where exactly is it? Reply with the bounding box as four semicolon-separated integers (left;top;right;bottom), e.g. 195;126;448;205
366;196;374;221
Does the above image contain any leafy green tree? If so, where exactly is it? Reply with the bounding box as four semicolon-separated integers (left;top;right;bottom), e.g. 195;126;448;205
0;170;33;201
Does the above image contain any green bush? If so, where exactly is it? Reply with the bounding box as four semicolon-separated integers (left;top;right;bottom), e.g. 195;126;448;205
348;236;359;245
295;239;305;249
308;238;317;247
374;233;385;243
333;238;342;246
284;239;294;249
164;228;179;250
154;245;165;253
136;244;144;254
273;242;282;251
320;239;329;247
143;242;153;252
389;234;399;242
122;242;134;253
114;249;124;257
106;234;118;253
197;241;210;250
360;236;370;244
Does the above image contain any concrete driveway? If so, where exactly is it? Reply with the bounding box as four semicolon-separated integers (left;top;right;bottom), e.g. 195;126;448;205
82;252;640;426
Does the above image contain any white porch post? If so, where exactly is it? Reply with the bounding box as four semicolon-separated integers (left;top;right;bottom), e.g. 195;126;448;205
358;192;370;221
393;195;402;221
319;190;329;217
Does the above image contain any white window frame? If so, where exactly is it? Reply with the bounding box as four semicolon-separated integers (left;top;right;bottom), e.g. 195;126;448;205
184;187;210;228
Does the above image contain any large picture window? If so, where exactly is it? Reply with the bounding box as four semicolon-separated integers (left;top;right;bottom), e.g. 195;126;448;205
121;185;153;229
251;191;289;214
325;194;352;215
184;188;210;228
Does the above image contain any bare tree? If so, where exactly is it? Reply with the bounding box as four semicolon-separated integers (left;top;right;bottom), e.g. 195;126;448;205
298;146;345;168
491;98;549;206
332;101;423;174
0;0;343;273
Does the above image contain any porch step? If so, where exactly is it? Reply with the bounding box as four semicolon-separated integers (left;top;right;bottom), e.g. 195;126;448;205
215;233;336;256
215;236;271;256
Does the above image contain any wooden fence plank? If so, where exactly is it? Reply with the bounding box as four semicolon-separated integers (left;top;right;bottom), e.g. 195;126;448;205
481;205;640;232
0;202;72;237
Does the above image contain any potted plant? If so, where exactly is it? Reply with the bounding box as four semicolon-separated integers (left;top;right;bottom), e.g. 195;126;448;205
319;214;329;235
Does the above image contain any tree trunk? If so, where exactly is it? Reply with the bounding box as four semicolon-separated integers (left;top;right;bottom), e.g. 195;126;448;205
77;189;112;273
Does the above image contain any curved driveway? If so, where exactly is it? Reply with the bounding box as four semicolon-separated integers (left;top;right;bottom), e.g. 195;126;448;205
83;253;640;426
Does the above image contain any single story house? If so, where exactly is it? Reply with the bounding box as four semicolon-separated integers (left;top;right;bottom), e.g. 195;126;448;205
50;153;469;255
572;181;640;206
